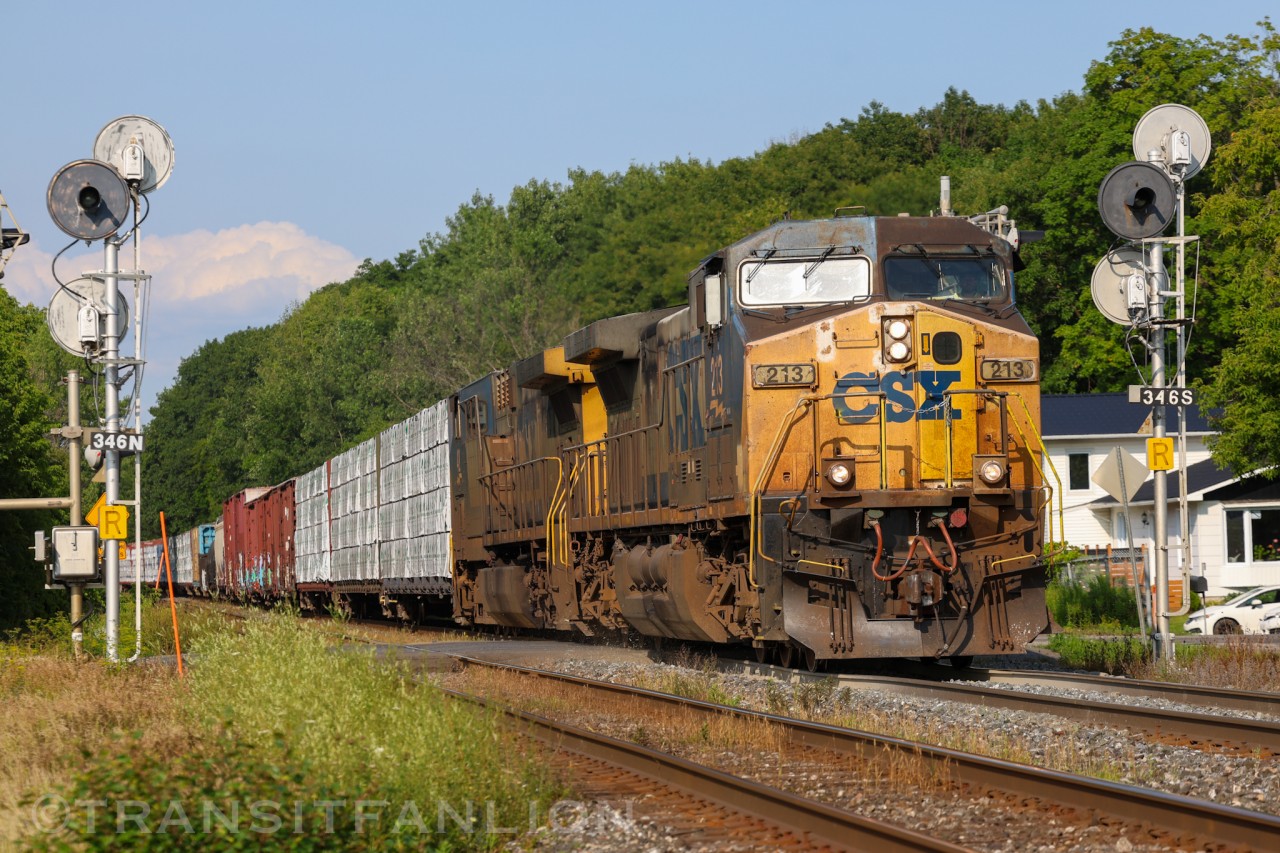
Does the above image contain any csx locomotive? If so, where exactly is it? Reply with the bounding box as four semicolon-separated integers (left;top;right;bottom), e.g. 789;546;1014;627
449;194;1051;668
131;188;1052;668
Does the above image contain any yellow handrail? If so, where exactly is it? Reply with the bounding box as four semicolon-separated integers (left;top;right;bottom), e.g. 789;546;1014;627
1005;390;1064;556
749;397;816;589
748;389;889;589
542;456;565;567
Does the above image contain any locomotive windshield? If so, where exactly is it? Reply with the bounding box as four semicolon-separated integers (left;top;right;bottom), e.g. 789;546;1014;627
883;255;1007;302
739;257;871;306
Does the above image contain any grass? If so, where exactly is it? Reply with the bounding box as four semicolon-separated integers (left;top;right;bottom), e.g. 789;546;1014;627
6;589;228;661
1047;631;1280;691
3;604;566;851
0;650;188;844
1046;633;1153;675
1158;641;1280;691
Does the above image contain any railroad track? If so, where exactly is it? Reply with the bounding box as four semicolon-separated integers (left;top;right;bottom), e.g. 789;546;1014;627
920;663;1280;716
447;687;967;852
725;659;1280;755
437;652;1280;852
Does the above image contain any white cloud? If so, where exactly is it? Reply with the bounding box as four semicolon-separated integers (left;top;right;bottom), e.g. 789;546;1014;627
2;222;358;311
1;222;360;414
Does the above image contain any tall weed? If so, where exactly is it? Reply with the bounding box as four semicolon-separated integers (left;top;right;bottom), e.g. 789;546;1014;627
1047;576;1140;630
1047;633;1151;675
21;614;564;850
183;614;564;847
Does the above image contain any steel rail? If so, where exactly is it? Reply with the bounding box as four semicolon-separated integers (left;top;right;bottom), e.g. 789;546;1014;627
441;686;968;853
729;659;1280;753
441;653;1280;851
929;665;1280;717
828;671;1280;753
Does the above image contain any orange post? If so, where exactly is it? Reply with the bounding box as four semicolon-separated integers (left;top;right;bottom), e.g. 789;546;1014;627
158;512;185;677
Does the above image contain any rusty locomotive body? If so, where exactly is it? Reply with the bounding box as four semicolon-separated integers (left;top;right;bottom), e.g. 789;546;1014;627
451;207;1051;665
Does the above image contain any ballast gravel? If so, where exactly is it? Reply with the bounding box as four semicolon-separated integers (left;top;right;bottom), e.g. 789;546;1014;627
432;641;1280;852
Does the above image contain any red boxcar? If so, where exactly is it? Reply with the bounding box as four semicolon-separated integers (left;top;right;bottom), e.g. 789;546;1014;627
222;481;296;600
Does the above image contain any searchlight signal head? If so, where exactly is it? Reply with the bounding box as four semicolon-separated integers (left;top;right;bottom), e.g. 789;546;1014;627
47;159;131;241
0;190;28;280
93;116;173;194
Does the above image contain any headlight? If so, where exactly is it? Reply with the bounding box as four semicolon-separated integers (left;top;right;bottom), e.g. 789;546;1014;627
887;340;911;362
826;462;852;487
978;460;1005;484
887;319;910;340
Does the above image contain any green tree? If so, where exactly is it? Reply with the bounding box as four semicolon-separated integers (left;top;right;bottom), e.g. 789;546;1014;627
142;327;274;535
0;292;64;629
1197;102;1280;474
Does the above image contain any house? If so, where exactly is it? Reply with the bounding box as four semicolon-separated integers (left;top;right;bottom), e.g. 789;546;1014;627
1040;394;1280;598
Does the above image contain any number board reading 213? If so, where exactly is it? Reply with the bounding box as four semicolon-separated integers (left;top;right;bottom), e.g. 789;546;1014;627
980;359;1037;381
752;364;816;388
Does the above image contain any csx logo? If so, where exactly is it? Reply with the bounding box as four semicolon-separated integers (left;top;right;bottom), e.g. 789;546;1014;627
834;370;963;423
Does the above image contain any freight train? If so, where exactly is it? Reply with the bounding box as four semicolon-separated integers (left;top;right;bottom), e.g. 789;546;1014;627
126;193;1053;668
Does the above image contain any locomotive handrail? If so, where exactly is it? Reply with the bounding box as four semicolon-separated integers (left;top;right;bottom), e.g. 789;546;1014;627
1004;390;1064;554
940;389;1009;488
545;455;568;568
749;390;889;589
478;454;562;542
553;453;585;568
750;397;815;588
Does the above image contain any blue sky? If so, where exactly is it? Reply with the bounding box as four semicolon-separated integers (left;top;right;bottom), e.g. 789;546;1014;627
0;1;1274;415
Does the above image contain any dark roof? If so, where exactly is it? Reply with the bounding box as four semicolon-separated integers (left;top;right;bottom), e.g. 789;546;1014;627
1089;458;1237;507
1042;393;1212;437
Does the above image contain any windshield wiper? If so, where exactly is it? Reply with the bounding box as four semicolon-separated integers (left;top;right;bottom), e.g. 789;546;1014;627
740;306;787;322
803;246;834;280
744;248;777;285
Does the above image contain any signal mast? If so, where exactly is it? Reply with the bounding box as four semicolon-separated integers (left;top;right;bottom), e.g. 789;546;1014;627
1092;104;1210;660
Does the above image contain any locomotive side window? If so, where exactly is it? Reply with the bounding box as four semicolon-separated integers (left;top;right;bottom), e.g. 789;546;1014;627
884;256;1006;302
739;257;871;306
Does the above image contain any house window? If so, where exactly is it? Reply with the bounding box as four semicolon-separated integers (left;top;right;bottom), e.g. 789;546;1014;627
1225;508;1280;563
1068;453;1089;491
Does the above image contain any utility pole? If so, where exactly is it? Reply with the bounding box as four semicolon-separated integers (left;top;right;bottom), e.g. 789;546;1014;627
67;370;85;659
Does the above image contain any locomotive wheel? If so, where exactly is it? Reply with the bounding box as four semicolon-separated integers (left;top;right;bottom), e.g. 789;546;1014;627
803;647;822;673
754;644;769;664
777;643;795;669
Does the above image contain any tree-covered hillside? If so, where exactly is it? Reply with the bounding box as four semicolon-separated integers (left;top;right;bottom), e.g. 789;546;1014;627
125;23;1278;535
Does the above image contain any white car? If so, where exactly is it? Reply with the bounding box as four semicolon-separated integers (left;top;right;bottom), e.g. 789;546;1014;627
1261;608;1280;635
1184;586;1280;635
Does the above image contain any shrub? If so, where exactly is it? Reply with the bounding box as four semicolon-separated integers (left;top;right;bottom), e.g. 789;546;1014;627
1047;575;1140;630
26;731;374;852
1047;633;1151;675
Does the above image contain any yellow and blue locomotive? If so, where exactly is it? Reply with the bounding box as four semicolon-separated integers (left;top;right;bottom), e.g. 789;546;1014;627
451;195;1052;666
